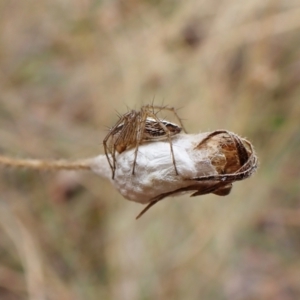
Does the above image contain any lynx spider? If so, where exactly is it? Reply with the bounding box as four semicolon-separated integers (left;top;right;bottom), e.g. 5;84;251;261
103;105;186;179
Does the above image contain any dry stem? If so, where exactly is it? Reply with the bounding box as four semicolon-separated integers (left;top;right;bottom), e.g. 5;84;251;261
0;155;92;171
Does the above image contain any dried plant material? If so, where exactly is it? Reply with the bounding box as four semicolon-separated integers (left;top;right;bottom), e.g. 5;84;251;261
103;105;186;179
92;130;258;219
0;156;92;171
0;130;257;220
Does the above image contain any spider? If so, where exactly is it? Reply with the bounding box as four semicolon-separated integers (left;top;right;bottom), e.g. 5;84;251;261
103;105;186;179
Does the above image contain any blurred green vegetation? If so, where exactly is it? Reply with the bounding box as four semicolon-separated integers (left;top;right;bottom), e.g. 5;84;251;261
0;0;300;299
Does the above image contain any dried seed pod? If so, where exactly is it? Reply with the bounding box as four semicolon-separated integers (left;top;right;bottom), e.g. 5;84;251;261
92;130;258;218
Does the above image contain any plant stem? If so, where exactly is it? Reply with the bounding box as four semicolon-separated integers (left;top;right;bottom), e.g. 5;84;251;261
0;155;93;171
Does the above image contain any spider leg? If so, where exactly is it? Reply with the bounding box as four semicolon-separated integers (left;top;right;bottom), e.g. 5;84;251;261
168;130;179;175
151;105;187;133
111;116;135;178
103;135;114;178
103;115;128;179
132;112;147;175
112;148;117;179
147;111;179;175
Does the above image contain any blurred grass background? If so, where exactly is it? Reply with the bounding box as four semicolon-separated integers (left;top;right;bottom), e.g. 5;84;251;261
0;0;300;299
